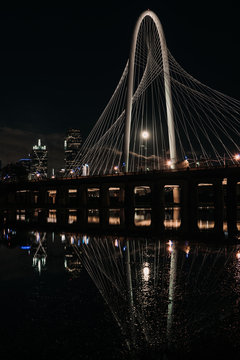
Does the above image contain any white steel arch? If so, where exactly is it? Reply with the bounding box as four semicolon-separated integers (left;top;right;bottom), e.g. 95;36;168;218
123;10;177;172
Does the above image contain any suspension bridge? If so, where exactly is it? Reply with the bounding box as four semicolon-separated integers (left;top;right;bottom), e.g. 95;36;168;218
0;10;239;238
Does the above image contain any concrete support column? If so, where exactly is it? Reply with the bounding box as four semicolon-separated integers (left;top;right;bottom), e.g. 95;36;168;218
56;209;68;226
8;191;16;205
38;187;47;207
56;186;68;207
119;187;125;202
124;183;135;230
26;190;31;206
7;209;16;222
119;208;125;227
30;190;35;206
25;209;33;223
226;178;238;238
151;182;165;233
213;179;224;235
181;180;198;235
38;208;47;225
78;185;87;207
99;184;109;229
78;185;87;226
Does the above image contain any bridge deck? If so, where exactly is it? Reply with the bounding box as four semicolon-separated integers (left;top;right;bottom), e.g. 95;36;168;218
0;167;239;240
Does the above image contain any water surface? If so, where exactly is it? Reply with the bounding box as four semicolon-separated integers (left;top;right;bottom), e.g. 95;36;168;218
1;228;240;359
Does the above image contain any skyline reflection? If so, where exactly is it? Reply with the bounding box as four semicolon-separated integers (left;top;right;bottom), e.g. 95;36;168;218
1;229;240;358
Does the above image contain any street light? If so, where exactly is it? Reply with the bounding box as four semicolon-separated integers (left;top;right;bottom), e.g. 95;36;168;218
167;160;172;168
113;165;119;174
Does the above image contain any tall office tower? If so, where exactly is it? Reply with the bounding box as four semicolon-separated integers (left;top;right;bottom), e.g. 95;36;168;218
64;129;82;172
31;139;48;177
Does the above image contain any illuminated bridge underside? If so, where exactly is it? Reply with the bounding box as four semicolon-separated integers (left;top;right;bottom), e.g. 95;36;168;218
67;10;239;176
1;167;239;238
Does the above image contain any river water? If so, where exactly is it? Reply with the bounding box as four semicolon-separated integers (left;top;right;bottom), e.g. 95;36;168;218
1;226;240;359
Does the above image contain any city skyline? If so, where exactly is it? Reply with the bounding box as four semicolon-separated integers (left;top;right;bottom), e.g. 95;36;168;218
0;4;239;357
0;2;239;170
0;129;83;177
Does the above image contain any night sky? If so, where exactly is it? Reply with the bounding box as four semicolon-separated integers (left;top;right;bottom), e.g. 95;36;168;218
0;1;239;171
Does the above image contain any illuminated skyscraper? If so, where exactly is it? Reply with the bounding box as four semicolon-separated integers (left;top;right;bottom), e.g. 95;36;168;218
64;129;82;171
31;139;48;177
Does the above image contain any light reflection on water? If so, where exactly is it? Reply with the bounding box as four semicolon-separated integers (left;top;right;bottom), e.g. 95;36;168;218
75;234;240;357
108;209;121;225
134;208;151;226
5;206;240;233
47;209;57;223
1;228;240;358
164;207;181;230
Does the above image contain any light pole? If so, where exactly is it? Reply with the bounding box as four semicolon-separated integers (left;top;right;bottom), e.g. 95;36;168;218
234;154;240;163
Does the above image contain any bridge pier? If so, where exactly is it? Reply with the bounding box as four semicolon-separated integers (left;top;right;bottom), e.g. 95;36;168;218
213;179;224;236
38;209;48;225
226;178;238;238
124;183;135;231
151;183;165;233
99;184;110;229
56;186;68;207
38;187;47;207
78;185;87;226
181;180;199;236
57;209;68;226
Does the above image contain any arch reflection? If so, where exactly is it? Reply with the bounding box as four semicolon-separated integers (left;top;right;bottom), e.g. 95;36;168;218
1;228;240;357
71;236;240;357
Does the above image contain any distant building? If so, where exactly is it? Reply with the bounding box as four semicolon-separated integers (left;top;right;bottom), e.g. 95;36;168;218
64;129;82;172
18;158;31;172
1;162;29;181
30;139;48;178
17;158;32;180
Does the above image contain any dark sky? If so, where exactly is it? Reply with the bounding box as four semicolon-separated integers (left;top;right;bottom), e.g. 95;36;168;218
0;1;239;171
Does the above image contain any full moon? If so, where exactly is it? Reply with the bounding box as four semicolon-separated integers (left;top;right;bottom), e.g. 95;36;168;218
142;131;149;139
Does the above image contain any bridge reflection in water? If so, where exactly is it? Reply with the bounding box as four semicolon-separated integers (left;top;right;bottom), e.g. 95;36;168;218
70;235;240;357
3;227;239;358
3;204;240;236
